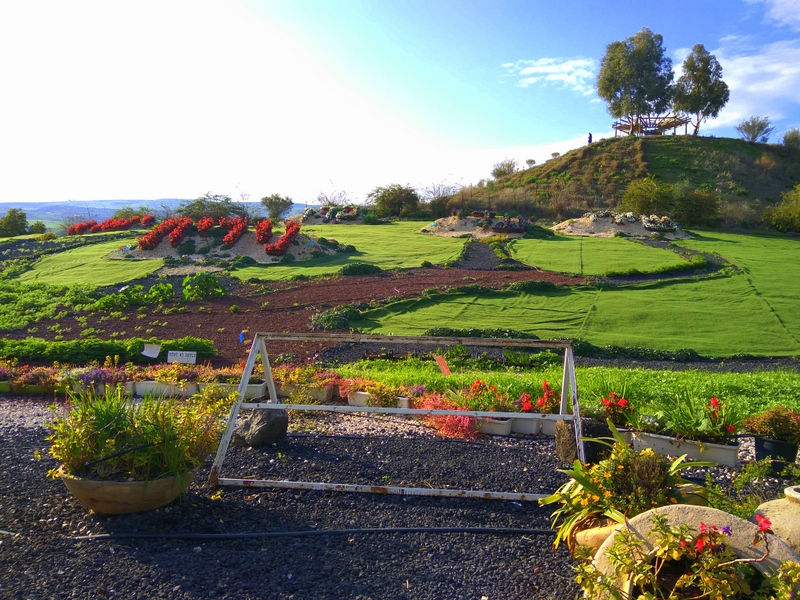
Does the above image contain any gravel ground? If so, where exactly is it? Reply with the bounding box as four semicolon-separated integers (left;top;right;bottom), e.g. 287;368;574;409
2;395;794;600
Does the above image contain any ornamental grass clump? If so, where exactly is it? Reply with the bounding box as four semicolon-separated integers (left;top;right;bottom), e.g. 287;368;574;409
540;423;710;553
48;386;228;481
659;391;743;443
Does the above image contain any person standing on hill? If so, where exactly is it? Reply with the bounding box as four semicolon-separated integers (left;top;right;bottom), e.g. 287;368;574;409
587;133;592;144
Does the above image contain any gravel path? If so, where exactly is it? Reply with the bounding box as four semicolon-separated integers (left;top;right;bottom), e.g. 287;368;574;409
1;397;580;600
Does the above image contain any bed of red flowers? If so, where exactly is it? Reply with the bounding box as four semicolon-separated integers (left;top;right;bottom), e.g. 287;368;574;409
66;215;151;235
264;220;301;255
219;216;249;248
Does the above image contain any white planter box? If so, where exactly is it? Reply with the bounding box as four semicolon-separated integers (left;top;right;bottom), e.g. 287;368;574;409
511;417;541;435
478;417;513;436
198;381;267;398
348;391;370;407
275;383;333;402
632;432;739;467
135;381;198;397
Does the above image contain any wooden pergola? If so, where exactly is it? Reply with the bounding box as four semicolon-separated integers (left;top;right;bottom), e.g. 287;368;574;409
613;114;691;136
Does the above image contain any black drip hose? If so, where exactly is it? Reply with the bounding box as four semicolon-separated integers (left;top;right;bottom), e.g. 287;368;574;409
71;526;557;541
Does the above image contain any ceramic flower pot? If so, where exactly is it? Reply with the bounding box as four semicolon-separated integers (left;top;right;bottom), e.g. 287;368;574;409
59;467;197;515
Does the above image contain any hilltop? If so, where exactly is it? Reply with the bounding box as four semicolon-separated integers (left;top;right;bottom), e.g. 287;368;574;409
467;136;800;224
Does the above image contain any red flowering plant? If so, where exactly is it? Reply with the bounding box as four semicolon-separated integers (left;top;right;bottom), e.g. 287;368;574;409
418;392;478;439
449;379;512;413
661;391;743;444
575;510;798;599
601;391;633;427
196;217;215;237
534;380;560;414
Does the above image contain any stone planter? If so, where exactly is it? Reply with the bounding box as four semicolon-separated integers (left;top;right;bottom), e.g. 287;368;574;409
510;417;541;435
755;486;800;553
478;417;513;436
632;431;739;467
59;467;197;515
348;391;370;407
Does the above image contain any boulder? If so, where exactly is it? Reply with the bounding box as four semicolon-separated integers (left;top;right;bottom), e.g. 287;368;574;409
232;409;288;447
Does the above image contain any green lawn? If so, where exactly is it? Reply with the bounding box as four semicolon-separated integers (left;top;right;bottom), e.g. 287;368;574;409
508;234;688;275
18;237;163;286
353;231;800;357
232;221;466;281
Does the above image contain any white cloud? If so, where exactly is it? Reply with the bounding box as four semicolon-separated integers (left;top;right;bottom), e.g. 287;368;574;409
709;39;800;128
745;0;800;30
503;58;597;96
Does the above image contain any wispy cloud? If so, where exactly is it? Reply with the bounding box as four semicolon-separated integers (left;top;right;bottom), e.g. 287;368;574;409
711;39;800;129
745;0;800;30
502;57;597;96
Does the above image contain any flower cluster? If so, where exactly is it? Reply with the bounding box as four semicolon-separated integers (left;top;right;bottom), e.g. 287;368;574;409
67;215;146;235
536;380;559;413
743;406;800;444
196;216;215;237
707;396;737;436
136;217;184;250
66;220;98;235
491;216;525;233
169;217;194;248
601;391;631;426
141;214;155;227
418;392;478;439
264;220;300;255
220;216;249;248
465;379;510;412
255;218;273;243
515;392;534;412
641;214;677;232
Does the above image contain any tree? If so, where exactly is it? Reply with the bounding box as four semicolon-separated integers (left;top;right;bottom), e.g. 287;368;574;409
596;28;674;134
783;128;800;150
736;116;774;143
0;208;29;238
316;189;352;206
367;184;421;218
673;44;729;136
177;193;246;221
620;177;673;216
762;184;800;233
423;182;458;218
261;194;294;220
28;221;47;234
525;159;536;168
491;158;518;179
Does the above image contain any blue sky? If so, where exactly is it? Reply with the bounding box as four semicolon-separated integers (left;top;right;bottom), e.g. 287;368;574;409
1;0;799;204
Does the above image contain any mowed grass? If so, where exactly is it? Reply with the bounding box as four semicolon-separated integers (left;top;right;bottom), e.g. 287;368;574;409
508;234;688;275
354;231;800;356
232;221;466;281
18;237;163;286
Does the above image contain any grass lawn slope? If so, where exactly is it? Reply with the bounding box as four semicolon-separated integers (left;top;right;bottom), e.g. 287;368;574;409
18;237;163;286
232;222;467;281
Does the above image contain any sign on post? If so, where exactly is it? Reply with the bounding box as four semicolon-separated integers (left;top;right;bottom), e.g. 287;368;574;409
167;350;197;364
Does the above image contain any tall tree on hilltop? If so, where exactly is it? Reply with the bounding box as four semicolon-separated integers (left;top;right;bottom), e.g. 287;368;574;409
367;184;420;218
673;44;730;136
261;194;294;220
596;28;674;134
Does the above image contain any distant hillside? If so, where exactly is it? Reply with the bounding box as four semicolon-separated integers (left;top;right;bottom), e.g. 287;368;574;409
465;136;800;225
0;199;310;231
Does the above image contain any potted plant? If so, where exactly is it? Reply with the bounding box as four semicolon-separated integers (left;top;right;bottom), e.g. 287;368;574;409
339;377;372;406
48;386;227;514
0;360;16;394
447;379;514;436
633;394;742;467
539;423;711;556
743;406;800;476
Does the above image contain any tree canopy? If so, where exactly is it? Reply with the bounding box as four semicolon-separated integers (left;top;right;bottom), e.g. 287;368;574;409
596;28;674;134
673;44;730;136
367;184;421;218
491;158;519;179
177;193;247;221
0;209;29;238
736;116;774;143
261;194;294;220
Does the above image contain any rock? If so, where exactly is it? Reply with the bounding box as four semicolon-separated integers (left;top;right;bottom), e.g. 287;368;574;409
753;486;800;554
555;418;612;464
232;409;288;447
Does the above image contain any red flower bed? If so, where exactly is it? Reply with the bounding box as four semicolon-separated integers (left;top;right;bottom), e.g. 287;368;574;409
220;216;249;248
66;220;98;235
136;217;185;250
141;214;155;227
264;220;300;256
169;217;195;248
196;217;215;237
255;219;273;243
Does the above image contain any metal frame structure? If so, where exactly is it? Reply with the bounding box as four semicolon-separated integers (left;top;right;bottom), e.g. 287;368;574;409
209;332;583;502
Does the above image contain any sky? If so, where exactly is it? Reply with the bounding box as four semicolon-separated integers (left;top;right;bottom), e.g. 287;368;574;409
1;0;799;205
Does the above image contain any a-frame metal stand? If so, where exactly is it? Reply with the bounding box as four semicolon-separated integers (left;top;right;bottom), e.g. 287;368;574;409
209;333;583;500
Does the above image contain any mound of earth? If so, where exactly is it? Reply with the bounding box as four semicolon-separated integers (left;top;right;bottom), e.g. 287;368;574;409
421;216;525;240
107;231;337;264
553;215;691;239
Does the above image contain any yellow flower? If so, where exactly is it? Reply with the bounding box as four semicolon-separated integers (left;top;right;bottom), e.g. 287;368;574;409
617;465;624;469
592;495;600;502
580;498;589;506
604;490;612;498
604;472;611;478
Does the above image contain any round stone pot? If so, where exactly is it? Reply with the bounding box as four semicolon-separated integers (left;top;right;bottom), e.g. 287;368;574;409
754;437;799;477
59;467;196;515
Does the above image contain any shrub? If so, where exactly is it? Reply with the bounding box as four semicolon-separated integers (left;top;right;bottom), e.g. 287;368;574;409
176;239;196;255
35;232;58;241
362;212;380;225
310;304;362;330
0;336;215;363
338;262;383;276
620;177;673;216
784;127;800;150
182;272;226;301
762;184;800;233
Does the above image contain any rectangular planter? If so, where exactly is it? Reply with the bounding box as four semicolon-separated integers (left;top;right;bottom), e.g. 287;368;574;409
275;383;333;402
135;381;198;398
198;382;268;398
632;432;739;467
511;417;541;435
478;417;513;436
348;391;370;407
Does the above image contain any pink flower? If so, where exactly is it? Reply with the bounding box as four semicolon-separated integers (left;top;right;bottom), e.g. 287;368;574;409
756;513;772;533
710;397;719;409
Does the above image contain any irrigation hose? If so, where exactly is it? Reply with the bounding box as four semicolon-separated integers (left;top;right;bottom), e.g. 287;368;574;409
70;526;557;541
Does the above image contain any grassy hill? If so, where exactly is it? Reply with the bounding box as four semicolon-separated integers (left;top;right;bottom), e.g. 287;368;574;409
465;136;800;225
